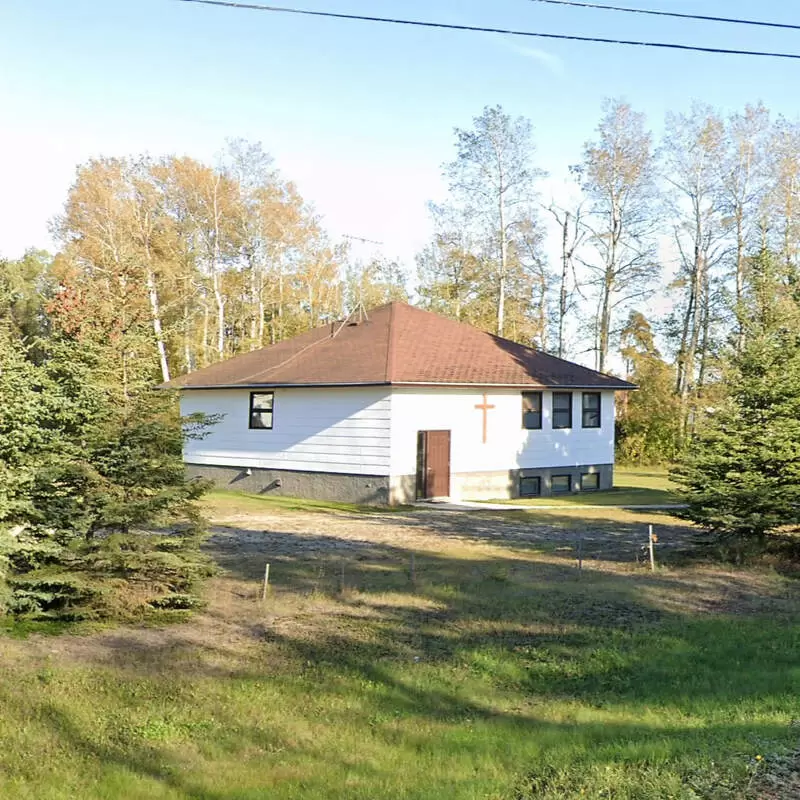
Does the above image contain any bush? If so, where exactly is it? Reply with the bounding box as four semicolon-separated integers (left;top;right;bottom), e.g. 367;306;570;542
0;320;221;622
2;528;214;622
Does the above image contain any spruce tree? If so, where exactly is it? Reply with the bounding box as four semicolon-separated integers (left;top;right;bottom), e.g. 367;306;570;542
674;250;800;549
0;321;213;620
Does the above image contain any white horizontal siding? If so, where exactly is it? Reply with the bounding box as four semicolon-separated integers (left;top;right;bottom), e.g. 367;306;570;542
389;388;616;477
181;387;391;476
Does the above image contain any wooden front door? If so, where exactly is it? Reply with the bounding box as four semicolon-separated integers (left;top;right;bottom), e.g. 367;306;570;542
416;430;451;499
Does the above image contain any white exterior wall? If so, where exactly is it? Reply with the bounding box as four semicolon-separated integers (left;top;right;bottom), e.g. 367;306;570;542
389;387;616;478
181;387;391;476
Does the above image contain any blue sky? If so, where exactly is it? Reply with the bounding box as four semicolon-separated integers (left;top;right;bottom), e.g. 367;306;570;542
3;0;800;266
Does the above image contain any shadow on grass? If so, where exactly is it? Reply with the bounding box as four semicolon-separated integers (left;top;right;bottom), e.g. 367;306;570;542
209;505;703;569
8;512;799;799
203;520;800;706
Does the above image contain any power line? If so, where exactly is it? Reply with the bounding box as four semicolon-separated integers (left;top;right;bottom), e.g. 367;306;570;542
175;0;800;61
526;0;800;33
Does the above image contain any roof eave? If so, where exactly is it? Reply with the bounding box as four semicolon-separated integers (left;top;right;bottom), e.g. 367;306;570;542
172;380;637;391
172;381;393;390
389;381;637;390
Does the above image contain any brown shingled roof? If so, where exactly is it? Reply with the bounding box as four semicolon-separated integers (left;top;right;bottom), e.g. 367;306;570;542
165;302;636;390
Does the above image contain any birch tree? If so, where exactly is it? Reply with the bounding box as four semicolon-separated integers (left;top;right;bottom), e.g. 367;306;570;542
162;157;240;364
443;105;544;337
662;105;726;405
581;99;658;372
416;203;483;322
720;104;770;326
545;193;586;359
767;118;800;276
126;160;174;382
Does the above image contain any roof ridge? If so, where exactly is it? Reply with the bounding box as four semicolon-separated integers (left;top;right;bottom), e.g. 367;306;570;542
166;301;637;391
384;301;397;382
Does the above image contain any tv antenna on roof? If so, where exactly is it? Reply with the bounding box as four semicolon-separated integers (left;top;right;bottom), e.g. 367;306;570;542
342;234;384;246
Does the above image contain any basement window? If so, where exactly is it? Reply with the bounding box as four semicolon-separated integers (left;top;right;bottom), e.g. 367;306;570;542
580;472;600;491
552;474;571;493
249;392;274;429
519;476;541;497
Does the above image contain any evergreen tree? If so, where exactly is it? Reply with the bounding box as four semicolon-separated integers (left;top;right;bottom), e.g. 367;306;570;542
673;251;800;549
0;321;213;620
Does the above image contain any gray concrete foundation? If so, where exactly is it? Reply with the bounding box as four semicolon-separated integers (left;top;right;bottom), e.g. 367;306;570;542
190;462;614;506
187;464;391;506
390;463;615;503
515;463;614;497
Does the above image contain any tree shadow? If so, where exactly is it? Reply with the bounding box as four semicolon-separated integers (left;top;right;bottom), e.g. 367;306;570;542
8;512;798;798
205;520;800;704
209;505;702;570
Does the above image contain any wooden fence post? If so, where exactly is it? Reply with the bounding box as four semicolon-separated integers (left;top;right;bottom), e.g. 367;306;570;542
261;562;270;601
648;525;657;572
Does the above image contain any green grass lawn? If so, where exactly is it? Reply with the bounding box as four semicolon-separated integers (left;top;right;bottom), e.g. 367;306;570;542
486;465;680;507
202;489;412;517
2;500;798;799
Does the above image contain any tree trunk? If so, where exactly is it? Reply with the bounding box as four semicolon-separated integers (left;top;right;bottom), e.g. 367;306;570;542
183;301;194;373
696;271;711;396
213;272;225;360
212;174;225;360
202;294;210;367
497;188;507;337
276;266;284;343
598;274;612;373
598;199;621;374
249;257;258;350
675;282;696;396
735;206;746;351
558;212;569;359
258;278;265;348
143;265;170;382
684;257;705;400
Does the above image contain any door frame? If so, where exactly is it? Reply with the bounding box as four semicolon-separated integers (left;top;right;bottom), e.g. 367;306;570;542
415;430;452;500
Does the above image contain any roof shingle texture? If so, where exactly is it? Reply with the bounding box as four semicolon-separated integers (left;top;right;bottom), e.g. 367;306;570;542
166;302;635;390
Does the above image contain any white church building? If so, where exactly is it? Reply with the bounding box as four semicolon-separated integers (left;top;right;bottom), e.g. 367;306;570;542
169;302;635;505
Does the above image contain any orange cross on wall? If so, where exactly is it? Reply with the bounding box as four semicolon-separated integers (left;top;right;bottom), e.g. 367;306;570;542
474;393;495;444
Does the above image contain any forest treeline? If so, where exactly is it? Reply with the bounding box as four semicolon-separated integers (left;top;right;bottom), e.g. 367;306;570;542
4;98;800;466
4;95;800;604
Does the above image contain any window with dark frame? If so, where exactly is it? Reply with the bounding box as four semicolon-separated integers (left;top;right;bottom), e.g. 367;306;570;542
552;392;573;429
249;392;274;429
551;474;571;493
580;472;600;491
522;392;543;430
582;392;601;428
519;476;541;497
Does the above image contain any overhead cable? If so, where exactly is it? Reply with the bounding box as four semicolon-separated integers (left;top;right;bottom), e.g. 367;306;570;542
175;0;800;61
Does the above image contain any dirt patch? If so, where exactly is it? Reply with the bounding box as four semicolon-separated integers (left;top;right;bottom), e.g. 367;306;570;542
3;506;795;669
750;748;800;799
0;577;265;675
207;506;698;564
